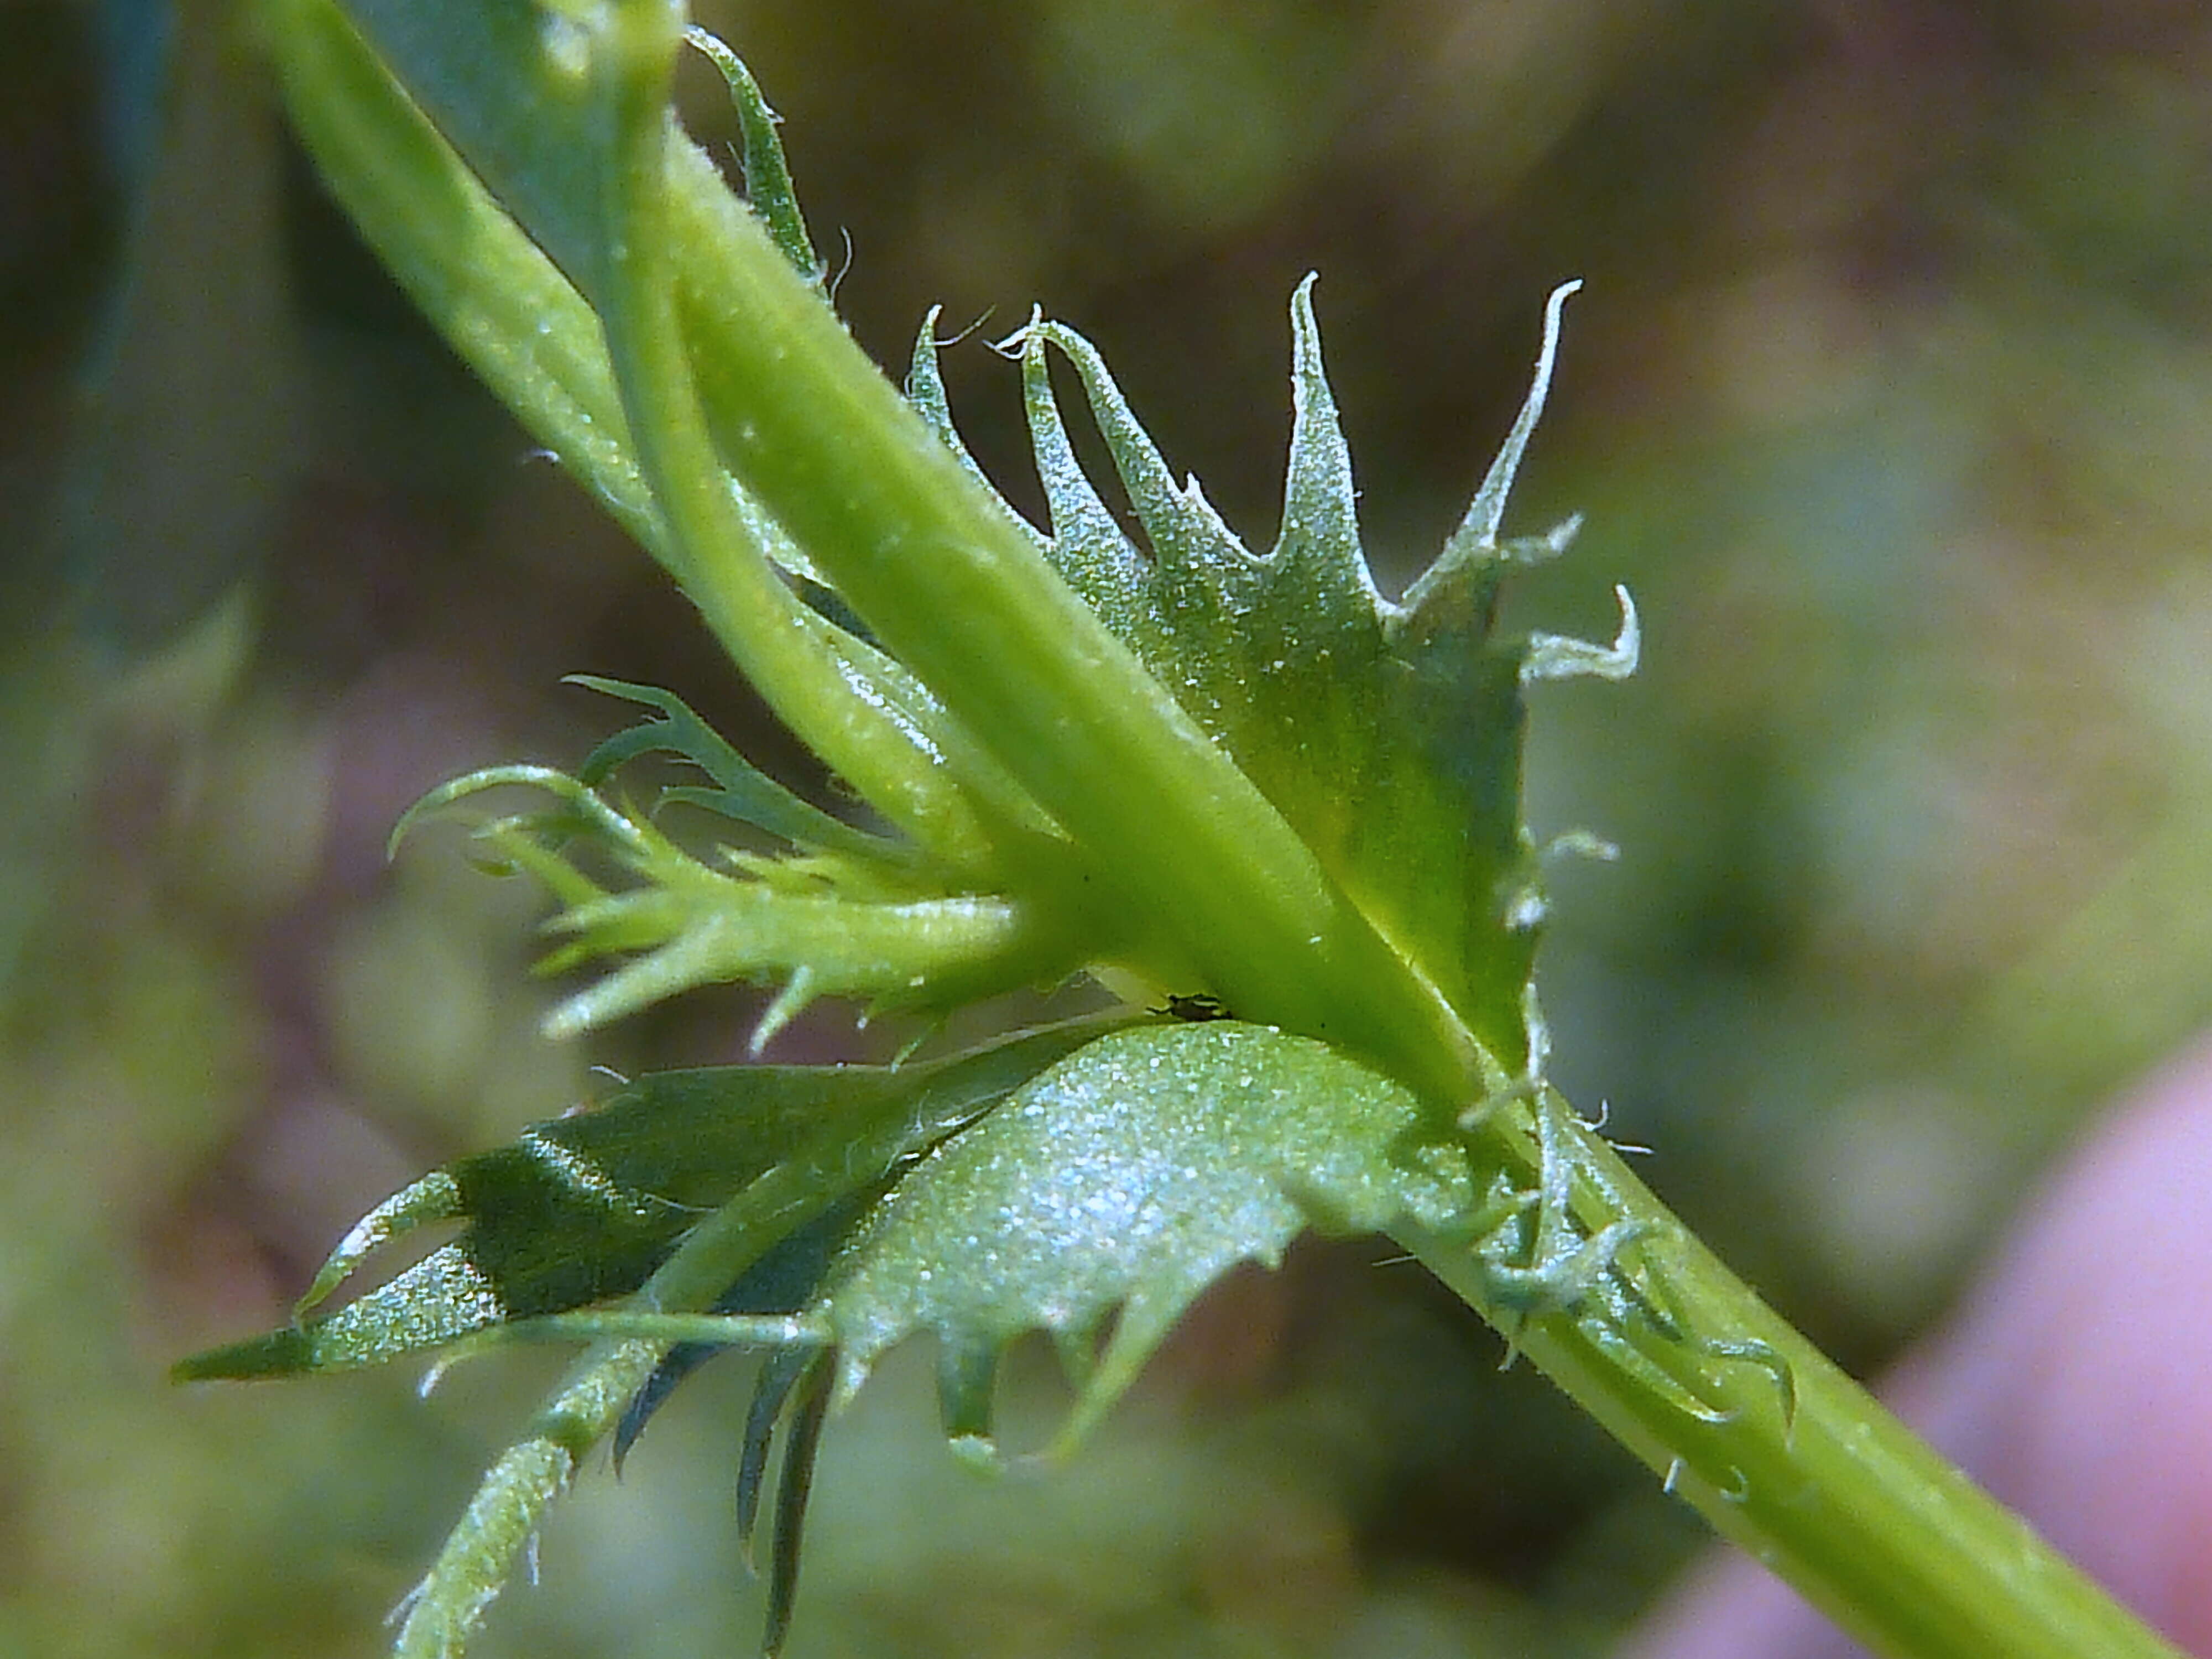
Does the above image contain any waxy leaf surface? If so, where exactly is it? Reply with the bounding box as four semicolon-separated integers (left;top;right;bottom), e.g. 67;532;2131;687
815;1020;1476;1454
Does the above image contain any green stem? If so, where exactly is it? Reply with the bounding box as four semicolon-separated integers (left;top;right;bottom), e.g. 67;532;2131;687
1395;1109;2184;1659
259;10;2185;1658
656;149;1475;1098
267;0;1020;876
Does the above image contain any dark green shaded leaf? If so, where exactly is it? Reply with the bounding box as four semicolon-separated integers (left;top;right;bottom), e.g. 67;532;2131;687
176;1020;1127;1381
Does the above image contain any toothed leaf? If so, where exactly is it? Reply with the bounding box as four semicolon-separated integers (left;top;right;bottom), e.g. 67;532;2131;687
175;1021;1121;1382
394;744;1083;1042
813;1021;1476;1457
568;674;898;861
1007;280;1615;1067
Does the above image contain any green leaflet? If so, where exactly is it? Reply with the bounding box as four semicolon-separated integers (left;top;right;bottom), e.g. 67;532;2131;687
814;1021;1475;1458
568;674;901;865
175;1018;1470;1457
946;276;1632;1071
387;682;1088;1048
599;1020;1478;1657
175;1019;1122;1382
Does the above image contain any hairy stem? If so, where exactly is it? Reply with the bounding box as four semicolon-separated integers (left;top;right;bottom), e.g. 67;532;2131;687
1398;1106;2183;1659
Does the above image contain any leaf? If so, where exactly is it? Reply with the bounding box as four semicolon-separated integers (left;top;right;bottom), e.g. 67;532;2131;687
390;751;1083;1047
175;1019;1126;1382
276;0;1035;878
813;1021;1477;1457
568;674;901;863
975;281;1608;1070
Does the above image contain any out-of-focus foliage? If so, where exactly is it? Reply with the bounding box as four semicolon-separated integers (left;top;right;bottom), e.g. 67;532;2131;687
5;1;2211;1655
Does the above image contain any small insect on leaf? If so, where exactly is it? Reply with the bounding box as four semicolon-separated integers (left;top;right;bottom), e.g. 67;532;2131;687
1159;993;1232;1022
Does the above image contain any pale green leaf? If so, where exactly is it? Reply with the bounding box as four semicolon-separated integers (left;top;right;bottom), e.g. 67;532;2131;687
815;1021;1476;1456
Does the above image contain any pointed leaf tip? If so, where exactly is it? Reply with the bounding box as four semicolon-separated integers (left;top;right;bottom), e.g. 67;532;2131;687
908;306;1029;520
172;1326;320;1383
1434;277;1584;573
683;27;820;286
988;306;1047;362
749;966;817;1053
1276;271;1370;600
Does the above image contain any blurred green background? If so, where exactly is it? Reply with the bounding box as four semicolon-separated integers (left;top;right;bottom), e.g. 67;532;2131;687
6;1;2212;1654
